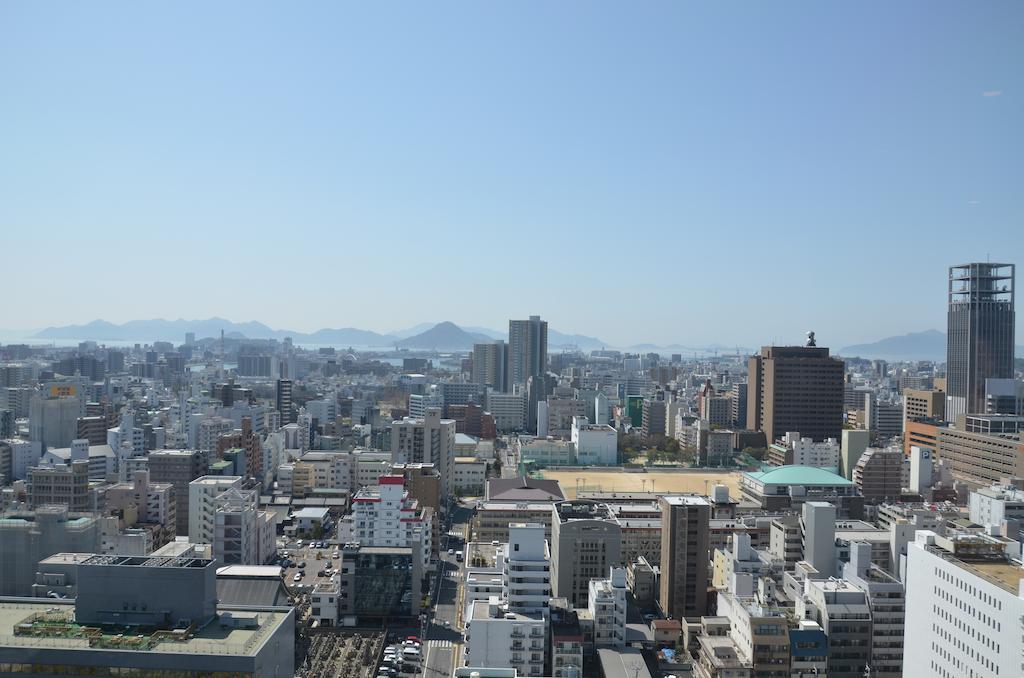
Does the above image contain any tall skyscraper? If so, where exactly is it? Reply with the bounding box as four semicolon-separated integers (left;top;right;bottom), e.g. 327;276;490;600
471;340;508;393
508;315;548;389
746;340;844;443
946;262;1015;421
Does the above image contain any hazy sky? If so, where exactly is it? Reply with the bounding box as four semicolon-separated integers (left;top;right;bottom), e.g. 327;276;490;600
1;2;1021;347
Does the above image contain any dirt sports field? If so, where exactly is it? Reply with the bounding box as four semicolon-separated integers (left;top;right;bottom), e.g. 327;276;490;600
538;469;743;499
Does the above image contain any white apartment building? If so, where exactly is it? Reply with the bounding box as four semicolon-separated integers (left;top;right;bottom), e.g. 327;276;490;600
503;523;551;615
517;437;576;467
466;523;550;677
969;483;1024;528
343;475;432;568
305;397;337;425
467;599;547;678
3;438;41;481
588;567;627;647
571;417;617;465
904;530;1024;678
771;432;841;468
213;487;276;566
842;542;904;678
187;475;243;544
485;392;526;432
197;416;233;453
299;451;353;491
106;409;145;459
408;388;443;419
296;409;313;452
454;457;487;494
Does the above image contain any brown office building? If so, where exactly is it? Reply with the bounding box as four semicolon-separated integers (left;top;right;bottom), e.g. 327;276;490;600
853;447;903;501
903;388;945;426
148;449;209;536
746;345;844;443
28;460;92;512
659;495;710;620
904;419;941;457
75;415;113;446
937;416;1024;487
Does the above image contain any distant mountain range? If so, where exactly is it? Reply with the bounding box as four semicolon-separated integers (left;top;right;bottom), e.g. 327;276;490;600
33;318;395;346
839;330;947;361
839;329;1024;361
30;318;608;350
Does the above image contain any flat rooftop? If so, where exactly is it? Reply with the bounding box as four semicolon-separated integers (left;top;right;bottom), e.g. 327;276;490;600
597;647;653;678
0;601;290;657
662;495;710;506
81;555;212;569
469;600;541;622
39;553;94;566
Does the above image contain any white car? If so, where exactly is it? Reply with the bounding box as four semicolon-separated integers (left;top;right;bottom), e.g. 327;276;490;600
292;573;302;582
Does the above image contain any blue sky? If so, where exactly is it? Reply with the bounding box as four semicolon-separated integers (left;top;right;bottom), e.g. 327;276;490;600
1;2;1021;347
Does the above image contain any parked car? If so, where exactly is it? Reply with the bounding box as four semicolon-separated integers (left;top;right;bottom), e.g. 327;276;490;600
292;573;302;582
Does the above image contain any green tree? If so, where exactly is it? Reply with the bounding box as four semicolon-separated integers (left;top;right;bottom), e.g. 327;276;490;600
679;445;698;465
742;446;768;461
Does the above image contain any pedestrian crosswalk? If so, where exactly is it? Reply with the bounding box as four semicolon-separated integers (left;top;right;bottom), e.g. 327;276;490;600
426;640;455;650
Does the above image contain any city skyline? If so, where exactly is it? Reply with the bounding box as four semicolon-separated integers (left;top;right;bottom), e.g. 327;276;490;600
2;3;1022;347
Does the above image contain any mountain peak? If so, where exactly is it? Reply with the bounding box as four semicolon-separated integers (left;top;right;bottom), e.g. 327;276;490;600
395;322;492;350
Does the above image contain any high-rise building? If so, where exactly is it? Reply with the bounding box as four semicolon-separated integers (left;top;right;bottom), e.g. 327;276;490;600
843;542;905;678
472;340;508;393
188;475;244;544
946;262;1015;420
550;500;622;608
658;495;710;620
508;316;548;389
275;379;294;424
391;408;456;501
213;487;276;565
641;398;667;438
746;343;844;443
29;395;83;449
149;449;209;536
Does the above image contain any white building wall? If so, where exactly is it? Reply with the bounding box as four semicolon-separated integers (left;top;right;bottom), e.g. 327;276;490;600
187;475;243;544
904;533;1023;678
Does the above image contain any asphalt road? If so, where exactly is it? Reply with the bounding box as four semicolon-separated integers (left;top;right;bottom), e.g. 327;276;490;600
421;500;474;676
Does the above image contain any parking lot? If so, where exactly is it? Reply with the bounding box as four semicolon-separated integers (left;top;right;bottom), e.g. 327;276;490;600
277;537;342;591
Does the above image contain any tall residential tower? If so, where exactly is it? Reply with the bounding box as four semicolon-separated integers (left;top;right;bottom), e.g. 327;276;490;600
508;316;548;390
